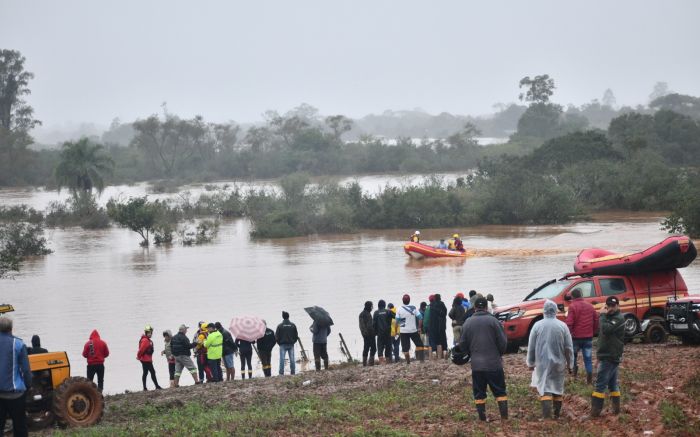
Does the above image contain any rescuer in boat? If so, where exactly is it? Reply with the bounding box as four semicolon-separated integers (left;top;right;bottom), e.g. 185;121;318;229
409;230;421;243
448;234;465;252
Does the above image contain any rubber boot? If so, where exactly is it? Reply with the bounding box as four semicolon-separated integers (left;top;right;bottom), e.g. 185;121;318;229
610;392;621;415
369;356;375;366
404;353;411;365
437;345;444;360
247;371;253;379
362;355;367;367
497;399;508;420
476;402;487;421
323;358;329;370
418;348;424;363
541;396;553;419
591;393;605;417
553;396;563;419
315;359;321;371
173;376;180;388
241;372;245;380
586;372;593;385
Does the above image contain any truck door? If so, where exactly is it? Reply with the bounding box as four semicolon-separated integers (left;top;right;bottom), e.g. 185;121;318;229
597;277;636;315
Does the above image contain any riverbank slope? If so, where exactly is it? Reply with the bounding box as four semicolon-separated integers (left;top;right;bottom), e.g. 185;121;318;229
53;343;700;436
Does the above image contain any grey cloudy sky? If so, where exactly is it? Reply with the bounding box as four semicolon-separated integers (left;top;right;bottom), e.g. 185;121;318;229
2;0;699;129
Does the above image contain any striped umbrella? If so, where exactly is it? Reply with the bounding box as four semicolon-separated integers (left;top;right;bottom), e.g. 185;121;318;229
229;316;266;342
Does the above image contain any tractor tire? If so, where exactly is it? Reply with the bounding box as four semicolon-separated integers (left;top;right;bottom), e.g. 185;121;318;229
52;376;104;428
643;323;667;344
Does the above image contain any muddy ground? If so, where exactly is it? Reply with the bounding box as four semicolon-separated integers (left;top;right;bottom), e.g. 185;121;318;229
56;342;700;436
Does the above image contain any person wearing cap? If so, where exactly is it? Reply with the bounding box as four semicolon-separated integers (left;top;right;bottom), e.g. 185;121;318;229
409;230;421;243
396;294;425;364
171;324;200;387
137;324;163;390
256;321;276;377
460;296;508;421
204;323;224;382
0;317;32;437
82;329;109;391
216;322;238;381
565;287;599;384
161;330;176;388
526;300;574;419
276;311;299;375
359;301;376;366
591;296;625;417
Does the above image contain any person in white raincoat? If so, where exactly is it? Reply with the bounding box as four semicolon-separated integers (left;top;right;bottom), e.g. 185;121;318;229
526;299;574;419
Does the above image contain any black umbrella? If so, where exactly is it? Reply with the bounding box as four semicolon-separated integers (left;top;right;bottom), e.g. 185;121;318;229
304;306;334;326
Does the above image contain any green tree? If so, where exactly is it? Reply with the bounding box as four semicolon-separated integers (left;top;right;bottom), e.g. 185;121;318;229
325;115;353;140
106;197;162;247
519;75;556;104
650;93;700;120
0;49;42;186
529;130;621;171
0;222;52;278
54;138;115;197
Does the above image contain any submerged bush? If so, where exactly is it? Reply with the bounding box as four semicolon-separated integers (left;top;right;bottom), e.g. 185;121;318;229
0;223;52;278
0;205;44;224
44;194;110;229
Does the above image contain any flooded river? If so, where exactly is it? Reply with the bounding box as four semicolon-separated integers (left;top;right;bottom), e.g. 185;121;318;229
2;181;699;393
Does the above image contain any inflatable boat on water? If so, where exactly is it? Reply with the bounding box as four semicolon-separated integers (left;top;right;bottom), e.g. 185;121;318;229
574;236;697;275
404;242;467;259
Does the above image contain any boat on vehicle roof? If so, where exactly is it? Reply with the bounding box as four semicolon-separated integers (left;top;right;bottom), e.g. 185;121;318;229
574;235;697;276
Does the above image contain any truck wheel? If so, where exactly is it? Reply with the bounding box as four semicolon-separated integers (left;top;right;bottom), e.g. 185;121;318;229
623;314;639;338
52;376;104;428
644;323;667;343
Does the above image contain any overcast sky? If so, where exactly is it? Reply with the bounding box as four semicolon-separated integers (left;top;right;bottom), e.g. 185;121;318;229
2;0;699;131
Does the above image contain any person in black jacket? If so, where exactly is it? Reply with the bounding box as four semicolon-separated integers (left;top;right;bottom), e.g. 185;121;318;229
216;322;238;381
373;300;394;364
27;335;48;355
170;324;200;387
276;312;299;375
428;294;448;359
449;296;467;346
359;301;376;366
235;337;255;379
257;323;276;377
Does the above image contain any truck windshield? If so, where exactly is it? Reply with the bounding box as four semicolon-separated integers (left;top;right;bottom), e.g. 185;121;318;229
525;280;572;301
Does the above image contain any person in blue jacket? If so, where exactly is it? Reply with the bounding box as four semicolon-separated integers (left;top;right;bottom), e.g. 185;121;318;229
0;317;32;437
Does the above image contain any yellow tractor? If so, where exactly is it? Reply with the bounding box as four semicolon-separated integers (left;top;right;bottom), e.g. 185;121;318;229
1;304;104;431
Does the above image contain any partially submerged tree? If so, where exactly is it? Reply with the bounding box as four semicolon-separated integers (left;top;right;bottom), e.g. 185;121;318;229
106;197;161;247
0;222;52;278
55;138;114;197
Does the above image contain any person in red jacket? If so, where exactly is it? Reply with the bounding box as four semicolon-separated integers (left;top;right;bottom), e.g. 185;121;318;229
137;325;162;391
565;288;599;384
82;329;109;391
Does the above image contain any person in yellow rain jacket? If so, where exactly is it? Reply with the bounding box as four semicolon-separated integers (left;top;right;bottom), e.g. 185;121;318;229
203;323;223;382
389;303;401;363
194;322;210;382
409;230;421;243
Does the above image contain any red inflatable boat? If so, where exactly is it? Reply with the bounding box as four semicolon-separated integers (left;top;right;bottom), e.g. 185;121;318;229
404;242;467;259
574;236;697;275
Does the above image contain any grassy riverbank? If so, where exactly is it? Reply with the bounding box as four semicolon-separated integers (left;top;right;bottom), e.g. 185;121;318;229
53;343;700;437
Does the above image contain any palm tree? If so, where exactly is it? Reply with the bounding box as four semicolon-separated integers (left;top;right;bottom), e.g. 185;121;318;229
54;138;114;196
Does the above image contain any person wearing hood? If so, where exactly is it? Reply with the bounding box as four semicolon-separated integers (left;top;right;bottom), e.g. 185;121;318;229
27;335;47;355
526;300;574;419
359;301;376;366
137;325;162;390
373;300;394;364
449;296;467;346
161;330;176;388
82;329;109;391
428;294;448;359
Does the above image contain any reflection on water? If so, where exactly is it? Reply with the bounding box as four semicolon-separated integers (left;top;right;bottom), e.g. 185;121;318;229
1;193;698;394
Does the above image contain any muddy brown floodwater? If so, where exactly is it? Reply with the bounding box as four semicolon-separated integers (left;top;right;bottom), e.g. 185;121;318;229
2;181;699;394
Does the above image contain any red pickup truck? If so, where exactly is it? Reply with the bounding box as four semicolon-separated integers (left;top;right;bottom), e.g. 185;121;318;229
495;269;689;350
